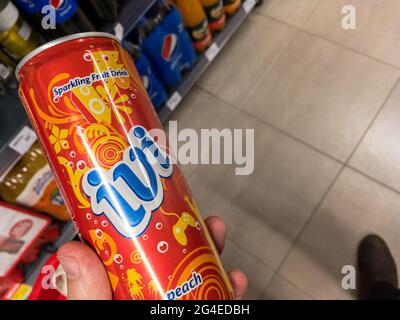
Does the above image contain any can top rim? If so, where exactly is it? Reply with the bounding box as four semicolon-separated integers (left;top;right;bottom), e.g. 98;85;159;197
15;32;121;80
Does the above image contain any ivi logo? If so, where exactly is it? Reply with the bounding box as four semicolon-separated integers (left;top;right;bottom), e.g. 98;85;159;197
82;126;173;238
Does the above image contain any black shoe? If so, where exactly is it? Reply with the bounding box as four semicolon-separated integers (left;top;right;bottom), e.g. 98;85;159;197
357;234;398;299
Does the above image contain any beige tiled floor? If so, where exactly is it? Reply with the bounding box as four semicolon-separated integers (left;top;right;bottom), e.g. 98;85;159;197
242;32;399;161
198;14;297;106
303;0;400;67
260;275;312;300
171;1;400;299
257;0;320;28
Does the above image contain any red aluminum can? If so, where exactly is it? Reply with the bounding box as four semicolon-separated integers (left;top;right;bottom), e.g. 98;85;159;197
16;32;234;300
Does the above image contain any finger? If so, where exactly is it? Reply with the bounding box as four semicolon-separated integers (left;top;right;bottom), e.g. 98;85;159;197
228;268;248;300
57;241;112;300
205;216;226;254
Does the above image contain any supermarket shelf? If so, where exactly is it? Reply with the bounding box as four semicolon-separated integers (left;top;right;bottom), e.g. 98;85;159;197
158;0;258;123
25;222;78;286
24;252;53;286
0;94;32;180
49;221;79;251
104;0;157;39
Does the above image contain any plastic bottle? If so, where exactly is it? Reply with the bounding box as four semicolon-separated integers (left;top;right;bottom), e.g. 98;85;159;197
0;141;70;221
32;0;96;34
14;0;64;40
200;0;225;32
137;2;196;88
125;42;168;110
0;0;41;60
223;0;241;16
174;0;212;53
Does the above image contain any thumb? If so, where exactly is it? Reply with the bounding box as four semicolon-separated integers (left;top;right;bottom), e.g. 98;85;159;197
57;241;112;300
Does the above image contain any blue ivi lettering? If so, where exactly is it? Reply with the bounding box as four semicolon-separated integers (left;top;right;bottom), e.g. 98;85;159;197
113;148;158;202
87;170;146;227
82;125;173;238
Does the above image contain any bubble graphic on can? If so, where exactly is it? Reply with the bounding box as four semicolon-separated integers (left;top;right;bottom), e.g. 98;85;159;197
156;222;163;230
157;241;169;254
114;254;123;264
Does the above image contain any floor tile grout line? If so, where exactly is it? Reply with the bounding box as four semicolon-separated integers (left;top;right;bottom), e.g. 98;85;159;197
225;236;277;300
196;23;299;110
255;12;400;71
237;24;301;110
239;108;345;164
300;31;400;72
256;270;278;299
225;235;277;299
346;165;400;197
195;85;346;165
344;76;400;164
254;0;322;31
267;272;316;300
272;163;346;276
255;270;316;300
226;234;277;272
298;0;323;30
196;82;400;197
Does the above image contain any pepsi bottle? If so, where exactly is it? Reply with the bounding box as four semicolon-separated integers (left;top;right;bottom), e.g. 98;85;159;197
134;1;196;88
124;42;168;110
14;0;63;39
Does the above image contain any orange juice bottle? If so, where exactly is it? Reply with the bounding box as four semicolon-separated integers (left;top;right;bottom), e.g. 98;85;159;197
200;0;226;32
175;0;212;53
223;0;241;16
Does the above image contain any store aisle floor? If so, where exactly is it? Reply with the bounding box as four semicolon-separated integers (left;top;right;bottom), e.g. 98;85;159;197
170;0;400;299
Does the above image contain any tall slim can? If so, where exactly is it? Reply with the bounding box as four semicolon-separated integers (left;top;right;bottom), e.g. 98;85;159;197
16;32;234;300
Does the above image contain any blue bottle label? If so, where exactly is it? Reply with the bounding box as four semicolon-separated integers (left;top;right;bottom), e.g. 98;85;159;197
15;0;41;14
141;7;196;88
135;52;168;110
34;0;78;24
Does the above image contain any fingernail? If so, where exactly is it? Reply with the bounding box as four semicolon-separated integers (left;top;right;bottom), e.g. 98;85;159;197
57;255;80;280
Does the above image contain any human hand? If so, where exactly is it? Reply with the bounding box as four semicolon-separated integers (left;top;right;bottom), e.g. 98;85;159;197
57;216;248;300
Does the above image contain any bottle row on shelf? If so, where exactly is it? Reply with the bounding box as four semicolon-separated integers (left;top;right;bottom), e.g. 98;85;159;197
0;0;129;92
0;0;242;108
0;125;68;299
126;0;241;110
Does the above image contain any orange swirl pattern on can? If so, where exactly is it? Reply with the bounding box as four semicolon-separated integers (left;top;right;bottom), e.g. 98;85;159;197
167;246;232;300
